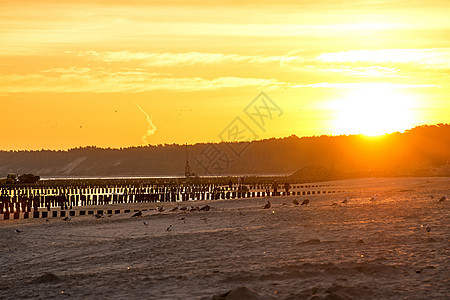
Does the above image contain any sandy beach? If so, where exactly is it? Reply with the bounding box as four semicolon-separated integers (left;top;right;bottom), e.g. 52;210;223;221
0;177;449;299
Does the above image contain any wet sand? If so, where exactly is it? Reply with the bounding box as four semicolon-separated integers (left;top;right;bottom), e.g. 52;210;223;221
1;177;449;299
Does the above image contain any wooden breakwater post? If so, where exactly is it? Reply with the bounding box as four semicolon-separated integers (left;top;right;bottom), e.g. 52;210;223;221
1;181;347;221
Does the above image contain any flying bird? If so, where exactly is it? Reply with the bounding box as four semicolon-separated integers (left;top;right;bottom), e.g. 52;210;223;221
301;199;309;205
132;210;142;217
263;201;271;209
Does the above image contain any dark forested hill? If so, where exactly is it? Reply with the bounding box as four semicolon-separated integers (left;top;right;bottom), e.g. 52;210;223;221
0;124;449;178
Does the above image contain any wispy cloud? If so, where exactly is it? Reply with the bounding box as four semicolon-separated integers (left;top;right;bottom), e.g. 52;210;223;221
288;82;437;89
1;49;447;93
81;49;450;75
83;50;290;66
317;48;450;68
0;72;281;93
41;67;91;74
0;68;435;94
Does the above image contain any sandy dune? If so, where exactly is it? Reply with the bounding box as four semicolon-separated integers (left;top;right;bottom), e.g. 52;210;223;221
0;177;449;299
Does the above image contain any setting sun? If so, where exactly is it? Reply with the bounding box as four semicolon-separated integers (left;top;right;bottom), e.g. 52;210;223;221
0;0;449;150
332;85;417;136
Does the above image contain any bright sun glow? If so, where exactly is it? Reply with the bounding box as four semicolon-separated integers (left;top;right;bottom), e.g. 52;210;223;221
332;85;417;136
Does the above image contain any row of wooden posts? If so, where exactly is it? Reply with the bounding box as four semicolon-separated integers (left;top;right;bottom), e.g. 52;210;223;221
0;183;338;217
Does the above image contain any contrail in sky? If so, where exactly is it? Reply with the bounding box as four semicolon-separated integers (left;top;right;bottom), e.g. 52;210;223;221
135;102;156;145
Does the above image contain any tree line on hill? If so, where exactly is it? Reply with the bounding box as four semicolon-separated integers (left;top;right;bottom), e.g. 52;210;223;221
0;124;448;181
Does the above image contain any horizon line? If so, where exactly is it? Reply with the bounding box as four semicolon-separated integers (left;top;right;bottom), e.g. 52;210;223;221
1;123;448;152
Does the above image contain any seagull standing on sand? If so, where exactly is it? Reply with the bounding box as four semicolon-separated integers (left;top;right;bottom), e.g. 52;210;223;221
15;229;23;233
293;199;299;205
158;206;165;212
301;199;309;205
425;224;431;233
63;216;71;222
342;198;349;204
370;195;378;202
166;224;173;232
263;201;271;209
438;196;446;203
179;216;186;223
143;221;149;226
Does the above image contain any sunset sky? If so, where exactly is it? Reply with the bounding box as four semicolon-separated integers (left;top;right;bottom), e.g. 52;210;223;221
1;0;449;150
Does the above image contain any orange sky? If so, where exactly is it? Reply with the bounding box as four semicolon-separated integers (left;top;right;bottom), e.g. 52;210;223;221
1;0;449;150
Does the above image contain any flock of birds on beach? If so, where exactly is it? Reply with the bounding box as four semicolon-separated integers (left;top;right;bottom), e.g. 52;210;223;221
12;194;447;236
129;204;212;233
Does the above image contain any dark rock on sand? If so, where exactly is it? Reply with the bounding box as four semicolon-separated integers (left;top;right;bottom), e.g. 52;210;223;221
31;273;61;284
297;239;322;246
200;205;211;211
211;286;262;300
131;210;142;217
285;283;373;300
